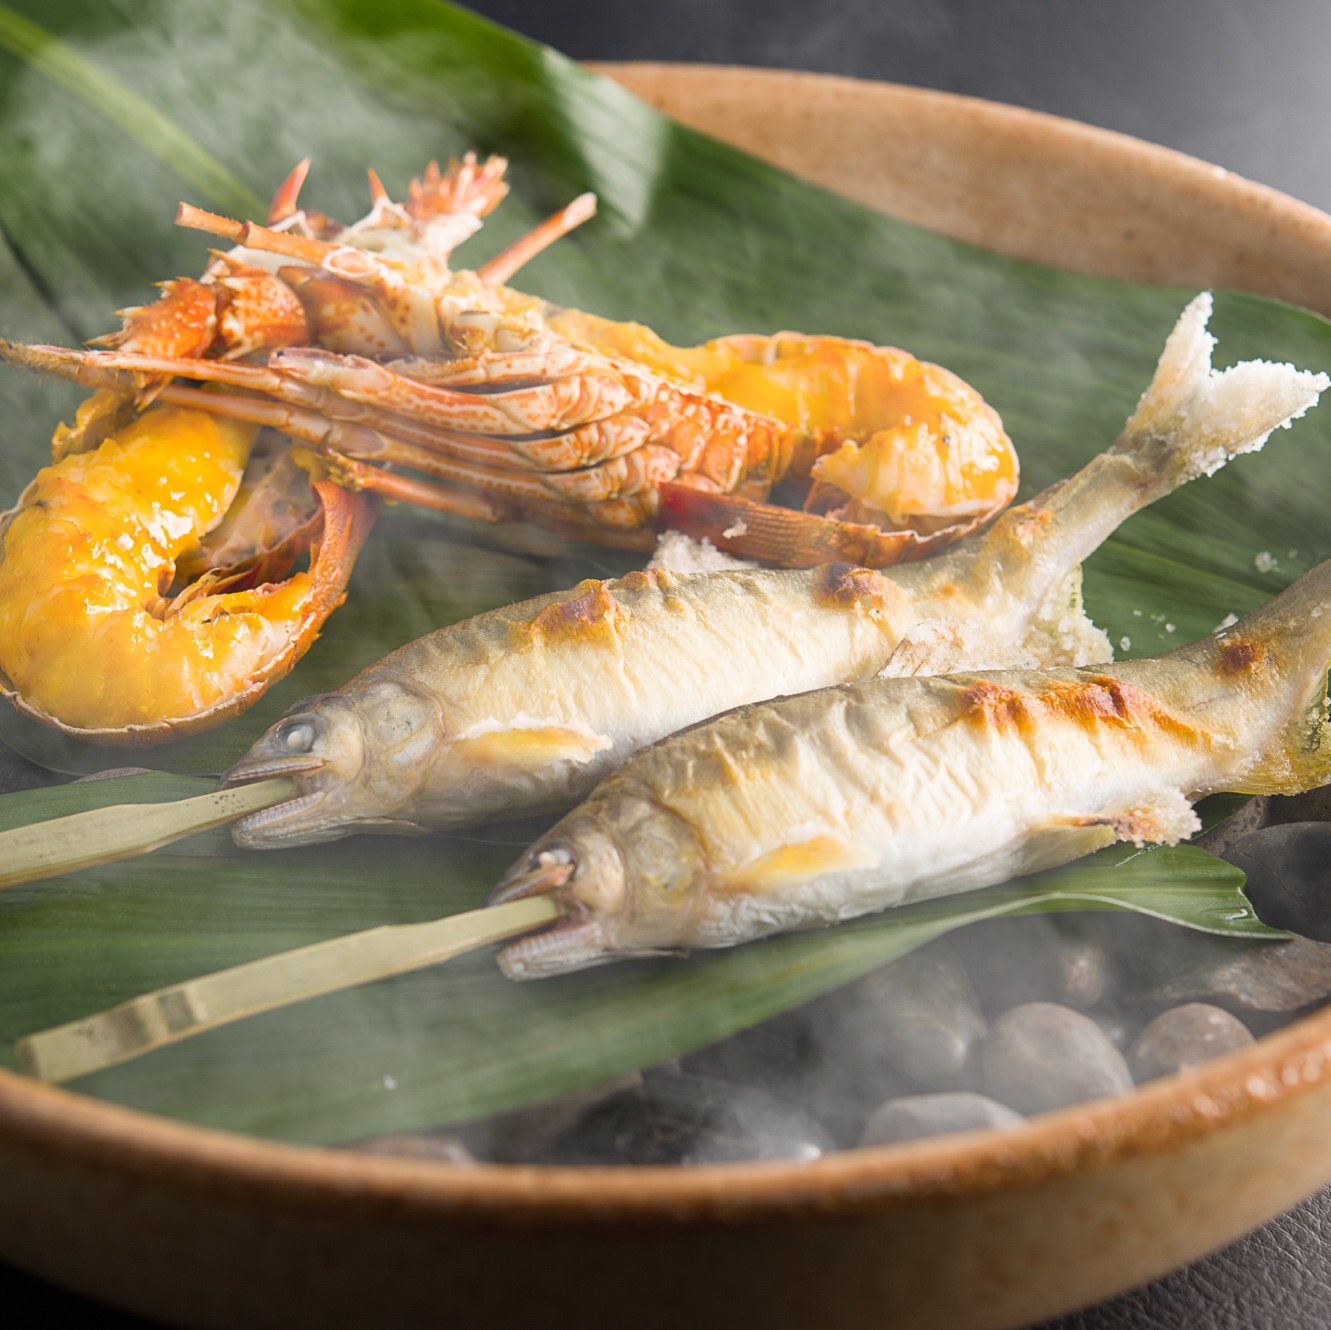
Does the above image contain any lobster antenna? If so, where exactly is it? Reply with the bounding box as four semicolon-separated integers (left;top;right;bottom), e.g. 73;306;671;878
477;192;597;285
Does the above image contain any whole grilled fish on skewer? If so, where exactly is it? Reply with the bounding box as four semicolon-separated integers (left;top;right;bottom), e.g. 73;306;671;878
224;294;1326;847
492;557;1331;978
21;557;1327;1084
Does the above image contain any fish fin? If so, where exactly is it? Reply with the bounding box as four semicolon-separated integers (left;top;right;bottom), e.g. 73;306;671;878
452;724;612;771
961;299;1329;620
1049;788;1200;847
720;833;876;894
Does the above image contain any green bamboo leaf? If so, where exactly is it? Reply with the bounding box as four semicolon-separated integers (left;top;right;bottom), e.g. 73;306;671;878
0;1;1318;1145
0;4;263;217
0;777;1276;1144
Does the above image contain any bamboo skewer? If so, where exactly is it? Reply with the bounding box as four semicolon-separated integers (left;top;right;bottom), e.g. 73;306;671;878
17;895;560;1084
4;775;562;1083
0;778;296;891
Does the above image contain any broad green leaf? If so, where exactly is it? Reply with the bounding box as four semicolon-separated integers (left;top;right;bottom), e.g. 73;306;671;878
0;776;1277;1144
0;3;262;218
0;1;1319;1143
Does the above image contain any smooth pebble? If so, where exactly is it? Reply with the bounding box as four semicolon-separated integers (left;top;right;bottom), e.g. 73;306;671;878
827;946;986;1089
1128;1003;1254;1082
1226;822;1331;941
859;1091;1022;1147
542;1072;835;1166
981;1002;1134;1115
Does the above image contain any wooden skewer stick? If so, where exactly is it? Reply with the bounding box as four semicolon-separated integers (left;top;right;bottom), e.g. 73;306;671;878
17;895;560;1085
0;778;296;892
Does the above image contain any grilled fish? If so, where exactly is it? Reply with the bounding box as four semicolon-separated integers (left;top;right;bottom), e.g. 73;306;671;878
493;557;1331;977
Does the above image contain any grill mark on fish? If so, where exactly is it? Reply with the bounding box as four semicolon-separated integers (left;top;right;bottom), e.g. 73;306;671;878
1217;636;1264;676
614;567;668;593
814;562;902;616
952;675;1201;746
524;578;623;645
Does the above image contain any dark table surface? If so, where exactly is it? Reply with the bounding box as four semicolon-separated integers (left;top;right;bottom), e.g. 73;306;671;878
9;0;1331;1325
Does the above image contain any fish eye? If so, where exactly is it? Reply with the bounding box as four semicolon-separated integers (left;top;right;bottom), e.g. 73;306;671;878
276;718;318;753
533;845;574;874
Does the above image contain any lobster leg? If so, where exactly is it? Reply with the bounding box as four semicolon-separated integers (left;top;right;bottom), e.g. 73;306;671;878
385;344;607;387
12;344;672;480
144;382;669;518
55;339;656;446
271;346;656;436
330;457;516;524
3;339;786;541
329;455;657;547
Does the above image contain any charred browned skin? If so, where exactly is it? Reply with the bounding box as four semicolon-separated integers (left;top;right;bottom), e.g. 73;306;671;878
614;568;668;593
813;563;905;617
1217;637;1265;676
953;675;1203;747
524;579;625;647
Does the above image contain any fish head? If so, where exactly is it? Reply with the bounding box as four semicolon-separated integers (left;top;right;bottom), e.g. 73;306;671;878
222;678;441;847
489;792;706;979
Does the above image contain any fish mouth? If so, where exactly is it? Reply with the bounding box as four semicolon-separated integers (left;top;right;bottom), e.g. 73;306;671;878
495;914;612;980
489;853;613;979
219;754;333;847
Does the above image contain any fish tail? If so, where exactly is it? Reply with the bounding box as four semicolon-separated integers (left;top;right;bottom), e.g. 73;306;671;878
1114;291;1328;495
966;294;1328;603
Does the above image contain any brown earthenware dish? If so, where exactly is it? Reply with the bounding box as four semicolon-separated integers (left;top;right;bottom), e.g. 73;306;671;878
2;64;1331;1330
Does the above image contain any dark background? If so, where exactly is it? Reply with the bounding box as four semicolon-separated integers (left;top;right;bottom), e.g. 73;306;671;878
8;0;1331;1325
474;0;1331;213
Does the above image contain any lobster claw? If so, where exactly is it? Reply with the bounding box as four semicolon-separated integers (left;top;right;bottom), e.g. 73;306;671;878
656;483;983;569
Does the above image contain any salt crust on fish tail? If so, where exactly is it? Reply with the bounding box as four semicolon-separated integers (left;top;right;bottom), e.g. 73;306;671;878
1128;291;1328;479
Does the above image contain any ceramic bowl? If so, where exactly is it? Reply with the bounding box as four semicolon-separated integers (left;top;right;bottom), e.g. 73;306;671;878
3;63;1331;1330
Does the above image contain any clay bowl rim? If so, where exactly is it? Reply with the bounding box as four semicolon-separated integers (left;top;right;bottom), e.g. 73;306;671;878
3;66;1331;1228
